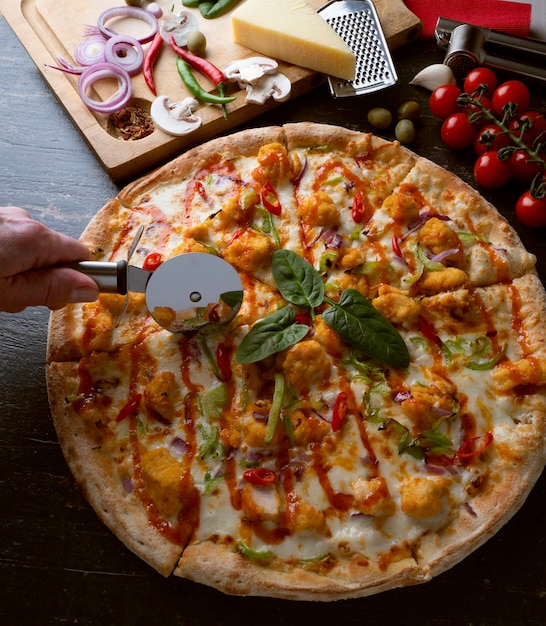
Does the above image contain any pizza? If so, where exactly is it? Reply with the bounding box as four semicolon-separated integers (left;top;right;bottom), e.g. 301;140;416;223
46;122;546;601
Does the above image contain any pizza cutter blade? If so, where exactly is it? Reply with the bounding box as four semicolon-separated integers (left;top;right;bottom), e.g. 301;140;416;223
67;253;244;334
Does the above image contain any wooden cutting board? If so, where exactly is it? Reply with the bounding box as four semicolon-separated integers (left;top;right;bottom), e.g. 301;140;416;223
0;0;421;182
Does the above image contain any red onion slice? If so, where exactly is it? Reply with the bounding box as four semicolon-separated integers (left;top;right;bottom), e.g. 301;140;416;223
104;35;144;76
97;6;159;44
78;62;133;114
429;247;460;264
74;33;107;66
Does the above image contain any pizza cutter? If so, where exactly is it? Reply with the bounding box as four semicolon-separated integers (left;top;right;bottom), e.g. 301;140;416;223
65;228;243;334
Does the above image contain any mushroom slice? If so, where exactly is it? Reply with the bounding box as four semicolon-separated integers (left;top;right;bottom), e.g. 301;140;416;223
244;73;292;105
151;96;202;136
159;11;199;46
223;57;279;86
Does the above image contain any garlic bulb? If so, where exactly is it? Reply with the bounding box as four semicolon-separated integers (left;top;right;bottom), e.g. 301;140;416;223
409;64;457;91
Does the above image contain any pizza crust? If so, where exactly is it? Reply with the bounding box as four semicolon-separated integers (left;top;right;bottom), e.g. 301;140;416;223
175;541;420;601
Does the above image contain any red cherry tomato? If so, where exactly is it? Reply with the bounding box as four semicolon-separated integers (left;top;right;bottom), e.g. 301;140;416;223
508;149;545;185
508;111;546;147
441;112;477;150
464;96;493;126
429;84;462;119
463;67;498;98
515;189;546;227
473;124;512;156
474;151;512;188
492;80;531;116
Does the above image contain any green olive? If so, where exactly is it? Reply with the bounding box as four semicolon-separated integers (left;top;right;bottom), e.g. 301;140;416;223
186;31;207;56
367;107;393;130
125;0;143;6
395;119;416;144
397;100;421;121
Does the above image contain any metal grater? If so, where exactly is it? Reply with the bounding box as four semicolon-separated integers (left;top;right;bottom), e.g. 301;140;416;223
318;0;397;97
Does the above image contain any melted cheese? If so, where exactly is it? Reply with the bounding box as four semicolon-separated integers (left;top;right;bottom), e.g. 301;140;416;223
231;0;356;80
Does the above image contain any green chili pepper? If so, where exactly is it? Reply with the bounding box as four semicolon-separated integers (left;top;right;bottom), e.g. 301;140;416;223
199;0;240;19
176;57;236;107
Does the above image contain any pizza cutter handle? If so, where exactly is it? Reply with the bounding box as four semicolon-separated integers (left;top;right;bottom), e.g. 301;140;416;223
64;260;128;295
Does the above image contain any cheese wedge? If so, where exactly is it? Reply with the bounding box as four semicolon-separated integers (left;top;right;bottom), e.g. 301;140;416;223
231;0;356;81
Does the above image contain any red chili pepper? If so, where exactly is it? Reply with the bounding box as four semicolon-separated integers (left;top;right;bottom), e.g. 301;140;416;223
331;391;348;432
116;393;142;423
456;431;493;460
168;34;227;93
194;180;207;200
418;315;443;347
261;180;281;216
142;252;164;271
243;467;278;485
230;228;243;243
351;190;372;224
391;233;403;259
143;32;163;96
216;343;232;382
294;312;312;326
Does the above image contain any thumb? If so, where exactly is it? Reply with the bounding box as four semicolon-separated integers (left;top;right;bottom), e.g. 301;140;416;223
1;268;99;312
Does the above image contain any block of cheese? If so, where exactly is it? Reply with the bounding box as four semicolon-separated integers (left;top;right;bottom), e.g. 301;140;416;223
231;0;356;81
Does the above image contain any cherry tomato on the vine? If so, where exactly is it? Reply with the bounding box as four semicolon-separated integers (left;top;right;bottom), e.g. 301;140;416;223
492;80;531;116
463;67;498;99
515;189;546;228
429;84;462;119
508;149;545;185
465;95;493;126
508;111;546;147
474;151;512;188
441;112;477;150
473;124;512;156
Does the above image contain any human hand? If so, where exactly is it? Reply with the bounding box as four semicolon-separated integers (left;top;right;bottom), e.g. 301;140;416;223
0;206;99;312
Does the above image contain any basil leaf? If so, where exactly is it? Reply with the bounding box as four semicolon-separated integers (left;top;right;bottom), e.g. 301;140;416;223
322;289;409;369
272;249;324;310
235;307;310;364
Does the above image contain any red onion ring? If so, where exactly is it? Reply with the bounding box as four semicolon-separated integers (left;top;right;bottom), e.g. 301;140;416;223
97;6;159;44
104;34;144;76
74;33;107;66
78;62;133;114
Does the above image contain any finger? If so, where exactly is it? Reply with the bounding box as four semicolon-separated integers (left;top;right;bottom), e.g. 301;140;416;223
0;268;99;313
0;212;91;276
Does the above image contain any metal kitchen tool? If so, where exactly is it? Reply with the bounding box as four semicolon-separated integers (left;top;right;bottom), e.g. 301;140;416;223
435;18;546;82
317;0;398;97
65;228;243;334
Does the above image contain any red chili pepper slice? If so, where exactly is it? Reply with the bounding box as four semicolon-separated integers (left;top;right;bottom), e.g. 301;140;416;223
391;233;403;259
142;252;164;271
294;312;312;326
418;315;442;347
456;431;493;460
216;343;232;382
143;32;163;96
331;391;348;432
351;190;372;224
243;467;278;485
116;393;142;423
194;180;207;200
261;180;282;216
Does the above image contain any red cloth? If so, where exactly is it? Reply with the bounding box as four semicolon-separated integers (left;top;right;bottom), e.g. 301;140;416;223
404;0;532;40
